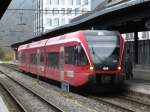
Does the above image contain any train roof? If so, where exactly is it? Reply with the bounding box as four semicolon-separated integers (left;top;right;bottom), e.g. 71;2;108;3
18;44;29;51
82;30;119;35
18;30;119;50
28;39;48;49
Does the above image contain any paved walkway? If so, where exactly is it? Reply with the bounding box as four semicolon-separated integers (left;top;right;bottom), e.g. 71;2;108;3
126;65;150;95
133;65;150;81
0;95;9;112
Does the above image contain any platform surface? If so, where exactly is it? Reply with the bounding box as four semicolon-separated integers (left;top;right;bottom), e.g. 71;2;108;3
126;65;150;95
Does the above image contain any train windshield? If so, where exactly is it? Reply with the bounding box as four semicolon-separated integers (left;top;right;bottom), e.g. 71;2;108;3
85;34;120;70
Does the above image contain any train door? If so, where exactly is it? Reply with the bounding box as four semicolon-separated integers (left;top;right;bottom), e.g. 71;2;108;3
37;49;45;76
37;49;40;77
26;48;30;72
40;50;45;76
59;46;65;81
60;45;70;91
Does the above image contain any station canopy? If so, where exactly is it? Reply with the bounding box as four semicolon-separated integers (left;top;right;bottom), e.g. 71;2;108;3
0;0;11;19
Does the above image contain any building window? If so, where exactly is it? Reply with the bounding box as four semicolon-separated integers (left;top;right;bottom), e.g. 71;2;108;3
67;8;72;16
75;8;80;15
83;0;88;5
61;8;65;15
45;8;53;15
61;0;65;5
47;18;52;26
68;0;73;5
53;8;59;15
47;52;59;69
54;0;59;5
82;8;88;14
53;18;59;26
61;18;65;25
45;8;48;15
76;0;81;5
47;0;52;5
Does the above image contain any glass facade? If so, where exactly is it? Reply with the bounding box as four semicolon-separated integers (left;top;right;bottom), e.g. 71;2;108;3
34;0;91;35
76;0;81;5
53;18;59;26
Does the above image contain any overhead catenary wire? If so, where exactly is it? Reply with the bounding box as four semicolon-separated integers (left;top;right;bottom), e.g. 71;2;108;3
6;8;91;14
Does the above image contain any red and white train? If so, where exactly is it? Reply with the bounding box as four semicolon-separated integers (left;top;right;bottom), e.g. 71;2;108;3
18;30;125;87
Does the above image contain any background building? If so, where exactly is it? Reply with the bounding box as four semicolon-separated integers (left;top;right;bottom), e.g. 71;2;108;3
33;0;104;36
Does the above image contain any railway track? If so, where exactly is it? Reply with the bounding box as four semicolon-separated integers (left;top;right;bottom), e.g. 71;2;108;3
118;95;150;107
0;70;63;112
2;63;19;71
90;96;134;112
0;73;26;112
2;63;150;112
90;95;150;112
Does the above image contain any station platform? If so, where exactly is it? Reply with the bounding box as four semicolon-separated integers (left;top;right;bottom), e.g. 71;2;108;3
126;65;150;95
133;65;150;81
125;79;150;96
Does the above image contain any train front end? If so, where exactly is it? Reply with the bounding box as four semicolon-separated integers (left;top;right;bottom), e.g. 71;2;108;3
82;31;125;85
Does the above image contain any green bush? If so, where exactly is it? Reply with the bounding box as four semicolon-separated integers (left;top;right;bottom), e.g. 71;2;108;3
3;52;12;61
0;48;5;60
0;48;12;61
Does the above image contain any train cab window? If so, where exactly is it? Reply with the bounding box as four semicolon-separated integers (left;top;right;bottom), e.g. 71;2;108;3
75;45;88;66
65;45;88;66
47;52;59;69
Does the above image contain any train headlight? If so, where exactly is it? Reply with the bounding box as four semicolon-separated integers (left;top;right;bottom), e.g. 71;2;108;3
90;66;94;70
118;66;121;70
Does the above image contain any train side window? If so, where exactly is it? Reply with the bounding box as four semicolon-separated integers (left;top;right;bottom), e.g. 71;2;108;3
30;54;33;64
47;52;59;69
65;46;75;65
76;45;88;66
40;53;44;62
20;51;26;63
30;53;37;65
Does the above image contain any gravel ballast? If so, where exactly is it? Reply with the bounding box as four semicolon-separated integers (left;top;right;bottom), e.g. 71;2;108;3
0;65;126;112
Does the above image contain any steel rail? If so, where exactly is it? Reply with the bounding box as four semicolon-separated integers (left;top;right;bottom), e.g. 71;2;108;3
0;74;27;112
118;95;150;107
0;70;64;112
90;96;134;112
3;63;150;112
